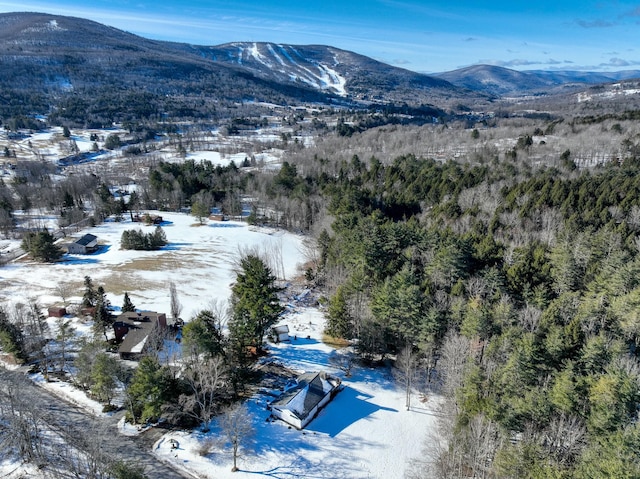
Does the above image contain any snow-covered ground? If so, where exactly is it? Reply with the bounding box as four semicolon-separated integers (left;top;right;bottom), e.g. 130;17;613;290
155;306;440;479
0;212;439;479
0;212;304;319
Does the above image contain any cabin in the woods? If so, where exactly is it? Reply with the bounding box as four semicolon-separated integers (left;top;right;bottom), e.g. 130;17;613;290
269;371;341;429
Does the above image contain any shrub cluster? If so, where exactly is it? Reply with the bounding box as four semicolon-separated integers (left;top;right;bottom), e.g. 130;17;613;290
120;226;167;250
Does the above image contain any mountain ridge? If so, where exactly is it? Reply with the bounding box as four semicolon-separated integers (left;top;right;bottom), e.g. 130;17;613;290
0;11;638;124
435;64;640;96
0;12;479;113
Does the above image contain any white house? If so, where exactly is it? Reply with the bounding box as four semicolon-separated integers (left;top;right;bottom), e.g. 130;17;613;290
269;371;341;429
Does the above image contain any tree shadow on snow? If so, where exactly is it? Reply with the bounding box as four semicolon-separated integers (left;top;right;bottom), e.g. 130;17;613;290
249;414;382;479
162;242;192;251
287;336;319;346
61;256;100;265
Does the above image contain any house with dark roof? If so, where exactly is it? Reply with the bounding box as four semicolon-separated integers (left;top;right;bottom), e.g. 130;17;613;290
67;233;98;254
269;371;341;429
113;311;167;360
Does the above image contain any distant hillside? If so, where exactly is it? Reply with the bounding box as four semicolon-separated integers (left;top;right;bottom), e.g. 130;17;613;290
437;64;640;96
436;65;562;96
2;11;637;125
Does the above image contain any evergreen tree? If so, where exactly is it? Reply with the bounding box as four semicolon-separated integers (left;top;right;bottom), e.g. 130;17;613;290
229;255;283;350
91;352;119;406
21;230;64;262
122;292;136;313
325;285;352;339
55;317;75;372
126;356;171;424
92;286;112;342
182;309;226;358
149;226;167;249
0;307;25;363
82;275;97;308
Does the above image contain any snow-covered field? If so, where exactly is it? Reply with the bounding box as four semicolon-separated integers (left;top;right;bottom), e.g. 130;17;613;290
0;212;304;318
0;212;439;479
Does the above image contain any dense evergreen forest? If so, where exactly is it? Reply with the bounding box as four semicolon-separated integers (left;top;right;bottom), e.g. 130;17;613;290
312;153;640;478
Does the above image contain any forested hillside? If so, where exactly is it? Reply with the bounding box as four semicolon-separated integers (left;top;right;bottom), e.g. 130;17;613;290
288;125;640;476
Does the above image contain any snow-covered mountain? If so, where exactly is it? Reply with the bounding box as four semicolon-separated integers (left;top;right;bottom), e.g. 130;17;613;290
204;43;350;96
1;11;638;116
190;41;469;106
0;12;479;111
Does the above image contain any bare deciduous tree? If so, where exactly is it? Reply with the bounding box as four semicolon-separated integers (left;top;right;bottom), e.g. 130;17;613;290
328;347;356;377
438;331;471;401
0;371;46;465
519;304;542;333
220;402;254;472
169;280;183;322
55;281;75;307
393;343;421;410
180;354;228;428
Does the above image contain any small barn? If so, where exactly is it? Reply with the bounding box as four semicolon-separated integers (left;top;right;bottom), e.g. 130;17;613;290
269;371;341;429
48;306;67;317
273;324;290;342
67;233;98;254
113;311;167;360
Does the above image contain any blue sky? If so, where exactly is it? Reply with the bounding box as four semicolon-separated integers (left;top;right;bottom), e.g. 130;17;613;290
1;0;639;73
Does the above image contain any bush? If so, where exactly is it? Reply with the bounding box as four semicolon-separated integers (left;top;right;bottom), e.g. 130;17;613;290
104;133;121;150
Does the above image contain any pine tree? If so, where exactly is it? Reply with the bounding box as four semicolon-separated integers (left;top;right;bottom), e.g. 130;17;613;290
0;307;25;363
92;286;112;342
229;255;283;350
122;292;136;313
91;352;119;405
82;276;97;308
326;285;352;339
126;356;170;423
21;230;64;262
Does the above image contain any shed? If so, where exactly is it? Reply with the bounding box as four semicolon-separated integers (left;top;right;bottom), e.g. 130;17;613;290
67;233;98;254
48;306;67;318
269;371;341;429
273;324;290;342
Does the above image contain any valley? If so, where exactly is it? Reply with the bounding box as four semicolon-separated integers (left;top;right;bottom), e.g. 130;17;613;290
1;10;640;479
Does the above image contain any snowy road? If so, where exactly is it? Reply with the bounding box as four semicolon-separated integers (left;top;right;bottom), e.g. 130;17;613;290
0;368;192;479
